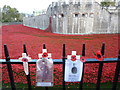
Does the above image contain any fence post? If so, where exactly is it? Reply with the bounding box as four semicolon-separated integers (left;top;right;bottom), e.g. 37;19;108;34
112;50;120;90
79;44;85;90
62;44;66;90
43;44;46;49
4;44;16;90
23;44;28;55
43;44;48;90
96;43;105;90
23;44;32;90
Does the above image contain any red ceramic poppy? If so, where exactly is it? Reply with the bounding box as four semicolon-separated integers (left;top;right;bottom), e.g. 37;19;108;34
71;55;76;61
80;56;86;62
22;58;28;62
42;52;48;58
95;51;104;61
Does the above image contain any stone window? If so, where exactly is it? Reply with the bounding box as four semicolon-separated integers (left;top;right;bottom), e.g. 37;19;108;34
82;13;88;17
61;14;64;17
59;14;64;18
74;13;79;17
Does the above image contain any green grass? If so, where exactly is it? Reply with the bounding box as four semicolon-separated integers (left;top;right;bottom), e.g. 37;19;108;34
83;38;93;40
2;82;120;90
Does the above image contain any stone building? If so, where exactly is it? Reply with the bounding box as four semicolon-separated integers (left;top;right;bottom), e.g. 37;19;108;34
23;0;119;34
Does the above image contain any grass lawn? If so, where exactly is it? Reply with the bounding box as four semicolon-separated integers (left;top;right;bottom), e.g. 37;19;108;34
2;82;120;90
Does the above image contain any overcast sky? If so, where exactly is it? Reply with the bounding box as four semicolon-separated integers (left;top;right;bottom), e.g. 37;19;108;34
0;0;58;14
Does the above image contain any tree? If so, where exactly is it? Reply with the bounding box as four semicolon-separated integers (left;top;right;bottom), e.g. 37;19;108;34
2;5;20;22
0;8;2;22
101;0;115;7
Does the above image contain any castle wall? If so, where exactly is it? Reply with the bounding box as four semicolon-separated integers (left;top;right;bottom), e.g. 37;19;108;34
49;2;119;34
23;1;119;34
93;2;110;33
23;14;49;30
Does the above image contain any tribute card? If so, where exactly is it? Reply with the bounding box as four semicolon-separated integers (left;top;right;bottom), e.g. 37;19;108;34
36;49;53;87
64;51;83;82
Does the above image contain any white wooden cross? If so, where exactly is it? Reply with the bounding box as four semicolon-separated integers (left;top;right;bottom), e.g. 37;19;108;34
19;53;31;75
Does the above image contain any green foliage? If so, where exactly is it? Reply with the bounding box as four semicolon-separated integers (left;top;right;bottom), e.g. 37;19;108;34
0;8;2;22
101;1;115;7
2;5;20;22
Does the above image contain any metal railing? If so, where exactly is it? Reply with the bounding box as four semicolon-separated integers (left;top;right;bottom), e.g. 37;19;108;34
1;44;120;90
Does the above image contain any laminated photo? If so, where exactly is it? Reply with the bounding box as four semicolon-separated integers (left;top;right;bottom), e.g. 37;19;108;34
36;50;53;87
64;51;83;82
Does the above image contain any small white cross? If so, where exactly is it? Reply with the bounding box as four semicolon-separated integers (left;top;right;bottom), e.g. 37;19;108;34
19;53;31;75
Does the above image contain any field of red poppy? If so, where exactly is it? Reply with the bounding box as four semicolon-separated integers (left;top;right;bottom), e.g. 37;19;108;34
1;24;120;87
1;24;119;59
